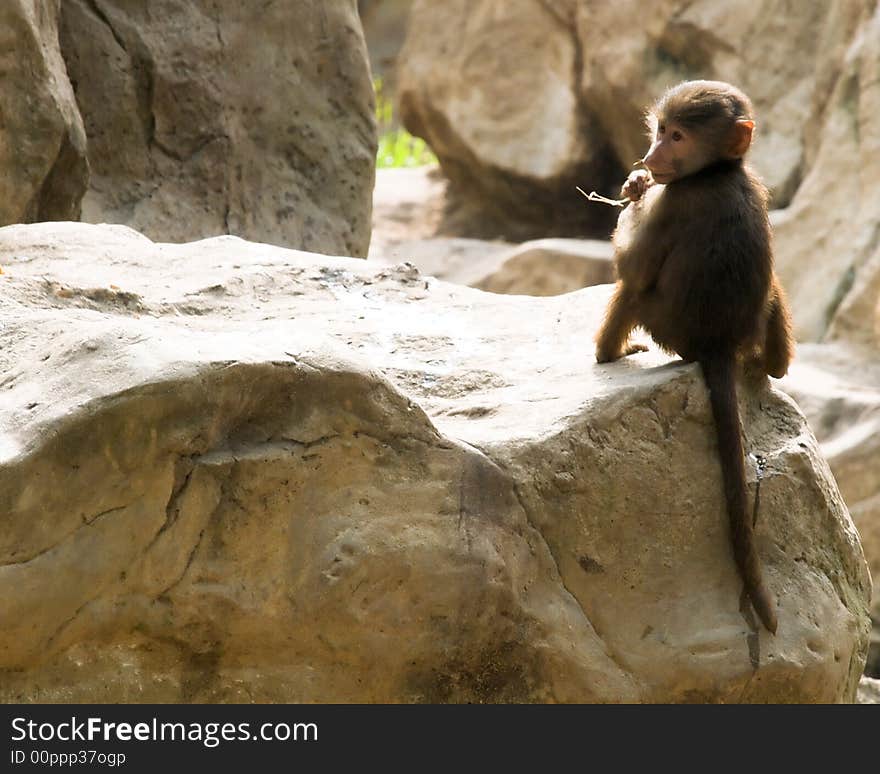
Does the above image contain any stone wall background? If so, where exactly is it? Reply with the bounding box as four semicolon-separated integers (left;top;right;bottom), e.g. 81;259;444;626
0;0;377;257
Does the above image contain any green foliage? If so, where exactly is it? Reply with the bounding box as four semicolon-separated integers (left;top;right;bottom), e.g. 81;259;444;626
374;77;437;169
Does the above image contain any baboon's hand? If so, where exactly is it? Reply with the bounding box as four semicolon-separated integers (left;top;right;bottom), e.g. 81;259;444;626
621;170;651;202
596;342;648;363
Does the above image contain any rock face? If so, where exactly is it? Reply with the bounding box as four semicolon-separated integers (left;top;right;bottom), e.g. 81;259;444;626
0;223;871;703
397;0;623;242
472;238;613;295
59;0;376;257
370;236;513;285
769;1;880;346
397;0;880;347
371;237;613;296
369;168;612;296
0;0;89;225
779;343;880;676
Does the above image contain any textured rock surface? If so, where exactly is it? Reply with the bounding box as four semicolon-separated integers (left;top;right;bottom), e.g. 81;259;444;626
370;236;512;284
397;0;880;346
397;0;623;241
0;0;89;225
770;1;880;345
371;237;612;296
370;169;611;296
59;0;376;256
0;223;871;703
779;343;880;676
472;239;613;295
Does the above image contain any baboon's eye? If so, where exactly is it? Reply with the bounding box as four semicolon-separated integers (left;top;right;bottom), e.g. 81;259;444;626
671;130;683;142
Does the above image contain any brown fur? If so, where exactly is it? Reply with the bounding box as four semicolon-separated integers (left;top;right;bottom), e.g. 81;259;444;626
596;81;795;634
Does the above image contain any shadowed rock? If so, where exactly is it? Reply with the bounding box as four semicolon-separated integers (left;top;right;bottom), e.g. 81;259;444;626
0;0;89;225
59;0;376;256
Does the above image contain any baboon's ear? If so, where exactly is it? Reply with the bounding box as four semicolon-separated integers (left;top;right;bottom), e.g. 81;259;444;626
729;119;755;157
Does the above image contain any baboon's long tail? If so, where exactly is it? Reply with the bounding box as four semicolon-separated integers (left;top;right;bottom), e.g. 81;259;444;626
701;355;777;634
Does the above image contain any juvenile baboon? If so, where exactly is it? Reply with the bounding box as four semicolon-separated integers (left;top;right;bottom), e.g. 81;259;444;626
596;80;794;633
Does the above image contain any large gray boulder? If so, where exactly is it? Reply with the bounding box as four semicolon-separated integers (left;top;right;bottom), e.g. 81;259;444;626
0;0;89;225
59;0;376;256
0;223;870;702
